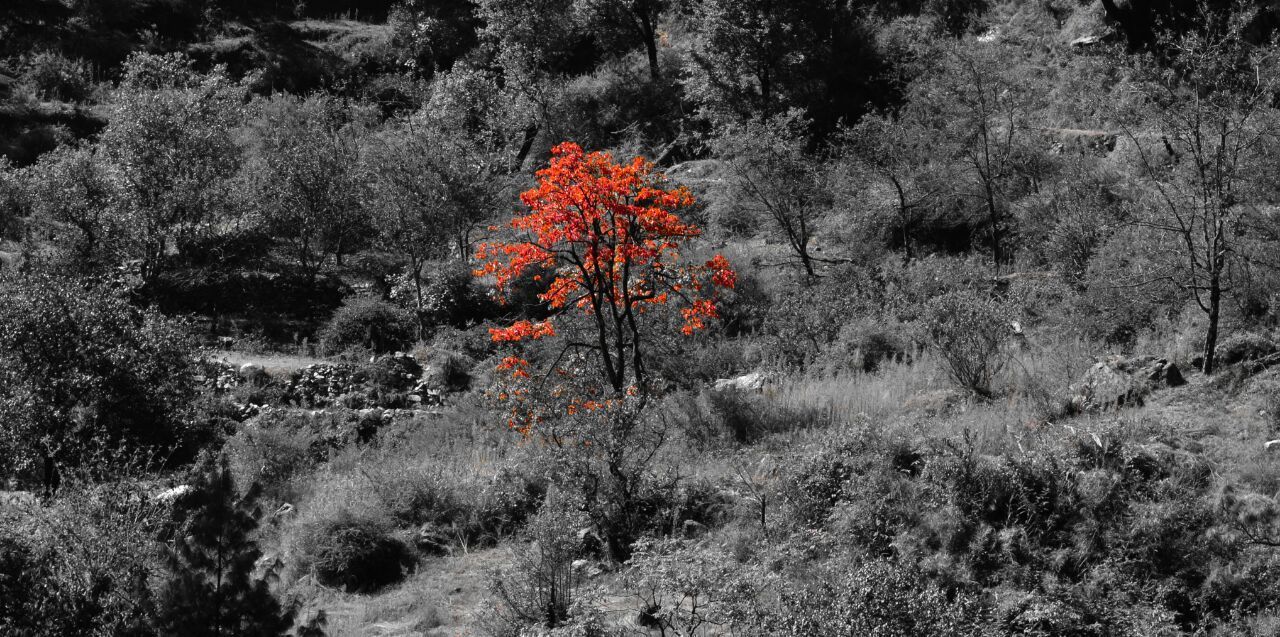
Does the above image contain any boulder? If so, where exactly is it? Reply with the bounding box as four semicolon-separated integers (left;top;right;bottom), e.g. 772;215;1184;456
1069;355;1185;412
239;363;271;386
154;484;194;504
713;371;771;392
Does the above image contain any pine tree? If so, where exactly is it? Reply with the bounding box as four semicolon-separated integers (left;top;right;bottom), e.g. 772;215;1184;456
156;457;294;637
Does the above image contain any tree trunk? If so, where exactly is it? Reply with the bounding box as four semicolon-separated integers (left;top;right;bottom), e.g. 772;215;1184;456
412;258;426;341
984;186;1002;274
890;175;912;263
798;246;816;279
515;125;540;172
1202;274;1221;374
641;17;660;81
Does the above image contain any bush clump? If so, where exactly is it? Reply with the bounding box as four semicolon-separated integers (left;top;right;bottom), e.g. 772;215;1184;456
299;512;415;593
20;52;95;102
321;297;417;355
922;290;1012;397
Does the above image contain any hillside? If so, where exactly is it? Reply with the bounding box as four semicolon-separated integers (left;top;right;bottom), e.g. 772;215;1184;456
5;1;1280;636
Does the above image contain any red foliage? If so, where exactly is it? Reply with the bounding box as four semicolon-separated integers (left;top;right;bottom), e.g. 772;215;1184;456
476;142;735;395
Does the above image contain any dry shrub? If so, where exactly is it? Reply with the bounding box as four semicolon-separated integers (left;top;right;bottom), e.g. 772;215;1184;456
295;510;415;593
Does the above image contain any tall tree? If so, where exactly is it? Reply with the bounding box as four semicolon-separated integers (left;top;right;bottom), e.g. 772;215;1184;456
902;41;1043;272
475;142;736;401
687;0;894;136
574;0;669;80
101;53;245;286
839;112;949;263
713;112;834;279
23;145;116;271
1121;15;1280;373
251;94;373;282
367;116;508;336
388;0;480;78
0;274;195;479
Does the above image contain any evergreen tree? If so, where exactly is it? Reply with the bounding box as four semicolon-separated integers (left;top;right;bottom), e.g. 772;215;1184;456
156;457;293;637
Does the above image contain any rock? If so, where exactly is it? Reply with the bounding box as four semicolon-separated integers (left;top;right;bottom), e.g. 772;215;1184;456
682;519;708;537
239;363;272;387
154;484;194;503
713;371;771;392
1266;440;1280;451
1069;355;1185;412
1069;34;1107;47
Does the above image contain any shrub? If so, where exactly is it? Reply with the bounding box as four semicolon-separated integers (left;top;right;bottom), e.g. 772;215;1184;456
922;290;1012;397
1216;332;1278;367
225;417;322;504
707;389;820;444
818;317;912;374
0;273;198;475
0;476;166;636
624;539;773;635
418;261;499;330
428;324;500;362
320;297;417;355
299;511;415;593
21;52;95;102
786;431;881;527
437;352;474;392
364;464;466;529
763;560;995;636
490;489;591;630
652;338;750;389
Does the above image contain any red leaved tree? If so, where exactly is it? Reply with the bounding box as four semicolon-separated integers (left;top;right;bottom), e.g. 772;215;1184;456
476;142;735;402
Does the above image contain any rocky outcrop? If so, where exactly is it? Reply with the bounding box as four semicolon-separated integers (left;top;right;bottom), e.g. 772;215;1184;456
713;372;772;392
1069;355;1185;412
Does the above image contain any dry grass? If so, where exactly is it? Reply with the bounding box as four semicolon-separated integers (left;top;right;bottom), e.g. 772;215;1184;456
772;352;948;426
211;349;329;376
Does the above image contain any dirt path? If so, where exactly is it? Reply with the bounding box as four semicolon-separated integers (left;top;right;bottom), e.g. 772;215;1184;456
293;548;510;637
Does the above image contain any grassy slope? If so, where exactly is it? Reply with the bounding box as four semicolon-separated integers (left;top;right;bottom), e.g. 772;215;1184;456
255;324;1280;634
